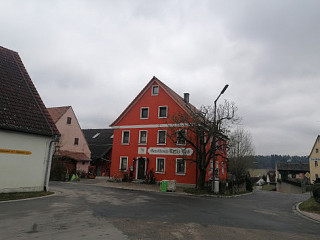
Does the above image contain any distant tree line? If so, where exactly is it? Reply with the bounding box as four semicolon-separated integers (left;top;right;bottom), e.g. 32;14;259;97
253;155;308;169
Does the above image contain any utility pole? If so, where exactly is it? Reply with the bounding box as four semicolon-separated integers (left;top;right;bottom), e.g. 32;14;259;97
212;84;229;193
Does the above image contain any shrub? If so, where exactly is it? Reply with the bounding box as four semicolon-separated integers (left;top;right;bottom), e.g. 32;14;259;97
312;183;320;203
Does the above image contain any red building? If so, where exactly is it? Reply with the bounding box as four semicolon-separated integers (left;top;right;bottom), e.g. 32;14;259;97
110;77;227;185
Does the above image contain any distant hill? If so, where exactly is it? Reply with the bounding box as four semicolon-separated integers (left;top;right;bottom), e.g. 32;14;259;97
253;155;308;170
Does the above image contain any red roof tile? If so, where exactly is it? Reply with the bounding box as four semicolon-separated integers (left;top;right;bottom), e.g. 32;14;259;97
58;150;90;161
47;106;71;123
0;46;59;136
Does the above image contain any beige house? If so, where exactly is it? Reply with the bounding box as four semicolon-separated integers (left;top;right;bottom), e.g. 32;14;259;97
309;135;320;183
47;106;91;174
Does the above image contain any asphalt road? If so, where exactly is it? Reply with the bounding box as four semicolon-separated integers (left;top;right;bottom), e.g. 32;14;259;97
0;182;319;240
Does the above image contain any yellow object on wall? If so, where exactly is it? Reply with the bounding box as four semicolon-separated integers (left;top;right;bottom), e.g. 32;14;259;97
0;149;32;155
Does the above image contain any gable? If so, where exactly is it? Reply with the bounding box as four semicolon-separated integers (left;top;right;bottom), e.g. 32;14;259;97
309;135;320;159
47;106;71;123
0;46;59;137
50;106;91;158
110;76;196;127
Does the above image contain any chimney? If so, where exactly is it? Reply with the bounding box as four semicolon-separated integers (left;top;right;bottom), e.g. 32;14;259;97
184;93;190;103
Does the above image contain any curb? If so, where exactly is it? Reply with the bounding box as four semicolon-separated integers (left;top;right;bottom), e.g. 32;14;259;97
0;190;59;204
293;202;320;224
79;181;253;198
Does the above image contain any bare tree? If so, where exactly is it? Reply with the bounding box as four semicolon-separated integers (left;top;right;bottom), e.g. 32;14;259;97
227;127;255;186
166;100;238;190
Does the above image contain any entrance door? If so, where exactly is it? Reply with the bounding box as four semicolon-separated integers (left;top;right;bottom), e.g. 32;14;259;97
137;158;146;179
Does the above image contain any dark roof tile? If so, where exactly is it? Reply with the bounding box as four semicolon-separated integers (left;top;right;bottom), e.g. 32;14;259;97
0;46;59;136
82;129;113;160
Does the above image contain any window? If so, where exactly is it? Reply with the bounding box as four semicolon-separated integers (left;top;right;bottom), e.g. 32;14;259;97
74;138;79;145
122;131;130;144
317;148;319;153
177;129;186;145
315;161;318;167
221;162;224;175
139;130;147;144
158;106;168;118
157;130;166;145
152;85;159;95
120;157;128;171
67;117;72;124
176;158;185;174
316;174;319;179
140;107;149;119
92;133;100;138
156;158;165;173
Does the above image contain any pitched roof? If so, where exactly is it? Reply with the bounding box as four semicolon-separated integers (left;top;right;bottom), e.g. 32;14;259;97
58;150;90;161
276;162;309;171
47;106;71;123
110;76;197;126
82;128;113;160
0;46;59;137
309;135;320;158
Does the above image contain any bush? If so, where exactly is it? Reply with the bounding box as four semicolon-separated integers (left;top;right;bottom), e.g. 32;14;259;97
313;183;320;203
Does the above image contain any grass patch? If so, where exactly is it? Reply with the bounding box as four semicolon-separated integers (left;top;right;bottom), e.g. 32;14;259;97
0;191;53;201
262;184;276;191
299;197;320;214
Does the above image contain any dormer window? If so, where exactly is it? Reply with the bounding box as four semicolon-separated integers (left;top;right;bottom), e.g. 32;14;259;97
140;107;149;119
67;117;72;124
152;85;159;95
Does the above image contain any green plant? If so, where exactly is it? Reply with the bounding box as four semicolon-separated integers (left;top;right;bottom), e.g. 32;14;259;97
312;183;320;203
299;197;320;213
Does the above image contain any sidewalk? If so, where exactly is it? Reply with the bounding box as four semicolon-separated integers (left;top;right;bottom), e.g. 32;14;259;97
78;176;187;193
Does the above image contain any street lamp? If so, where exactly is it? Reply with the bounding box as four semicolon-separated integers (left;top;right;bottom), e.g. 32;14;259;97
214;84;229;123
212;84;229;193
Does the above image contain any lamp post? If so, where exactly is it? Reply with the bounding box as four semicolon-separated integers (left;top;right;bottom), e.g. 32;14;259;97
212;84;229;193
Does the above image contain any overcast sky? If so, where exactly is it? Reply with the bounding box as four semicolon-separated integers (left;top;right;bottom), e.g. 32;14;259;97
1;0;320;156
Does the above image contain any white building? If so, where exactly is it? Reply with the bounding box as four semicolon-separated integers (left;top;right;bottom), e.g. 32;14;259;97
0;46;59;193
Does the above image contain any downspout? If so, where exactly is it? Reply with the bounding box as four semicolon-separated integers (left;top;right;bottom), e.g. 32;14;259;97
44;135;59;192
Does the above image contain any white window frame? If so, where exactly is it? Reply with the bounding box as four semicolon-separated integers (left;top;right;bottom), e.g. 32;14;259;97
139;130;148;145
158;106;168;118
176;158;186;175
119;156;128;171
156;158;165;174
177;129;187;145
140;107;149;119
152;85;159;95
121;130;130;145
157;130;166;145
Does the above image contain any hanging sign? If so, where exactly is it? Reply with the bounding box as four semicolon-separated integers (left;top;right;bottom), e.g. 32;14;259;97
0;148;32;155
138;147;147;154
148;147;193;156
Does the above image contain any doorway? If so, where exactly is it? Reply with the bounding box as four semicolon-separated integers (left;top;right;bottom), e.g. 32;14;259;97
137;157;146;179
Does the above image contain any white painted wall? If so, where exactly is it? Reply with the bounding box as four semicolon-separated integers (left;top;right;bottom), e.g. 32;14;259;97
0;130;53;193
